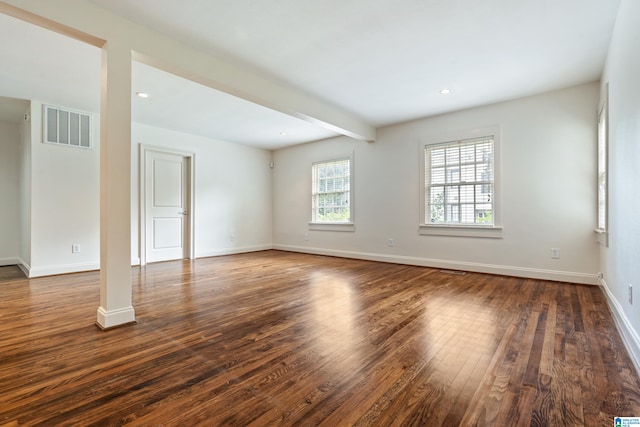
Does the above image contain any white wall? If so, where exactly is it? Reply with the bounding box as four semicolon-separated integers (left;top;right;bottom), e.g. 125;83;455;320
274;83;600;284
28;101;101;276
0;120;20;264
599;0;640;369
131;123;273;263
13;106;272;276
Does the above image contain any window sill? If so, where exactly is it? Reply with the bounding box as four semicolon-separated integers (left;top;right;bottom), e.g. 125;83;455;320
309;222;355;232
419;224;503;239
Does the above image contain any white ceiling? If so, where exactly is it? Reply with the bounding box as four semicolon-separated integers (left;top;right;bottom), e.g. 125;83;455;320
131;61;339;149
0;12;101;122
0;0;621;149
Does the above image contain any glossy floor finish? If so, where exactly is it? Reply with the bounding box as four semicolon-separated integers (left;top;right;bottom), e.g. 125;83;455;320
1;251;639;426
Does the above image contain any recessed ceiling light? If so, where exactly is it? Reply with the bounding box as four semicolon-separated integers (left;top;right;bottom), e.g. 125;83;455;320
440;88;451;95
136;92;150;99
280;131;288;136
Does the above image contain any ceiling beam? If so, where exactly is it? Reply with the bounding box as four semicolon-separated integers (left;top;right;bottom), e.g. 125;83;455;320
0;1;105;48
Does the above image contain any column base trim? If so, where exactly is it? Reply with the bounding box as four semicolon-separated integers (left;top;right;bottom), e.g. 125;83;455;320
96;306;136;330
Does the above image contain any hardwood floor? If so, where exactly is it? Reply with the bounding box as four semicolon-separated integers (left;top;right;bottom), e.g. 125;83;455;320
1;251;639;426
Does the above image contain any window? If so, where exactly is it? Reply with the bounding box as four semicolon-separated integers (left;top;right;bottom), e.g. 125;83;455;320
420;131;502;238
596;84;609;246
43;104;92;149
310;156;354;231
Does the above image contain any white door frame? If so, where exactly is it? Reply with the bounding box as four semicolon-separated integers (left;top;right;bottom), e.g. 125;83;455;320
139;144;195;266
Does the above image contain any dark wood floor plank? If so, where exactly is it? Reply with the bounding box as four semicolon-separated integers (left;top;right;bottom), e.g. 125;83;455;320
0;265;25;283
1;251;640;426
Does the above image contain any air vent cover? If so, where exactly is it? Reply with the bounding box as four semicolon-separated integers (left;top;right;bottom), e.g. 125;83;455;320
43;105;92;149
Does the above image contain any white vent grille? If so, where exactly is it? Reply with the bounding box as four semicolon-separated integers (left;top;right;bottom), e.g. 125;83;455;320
43;105;92;149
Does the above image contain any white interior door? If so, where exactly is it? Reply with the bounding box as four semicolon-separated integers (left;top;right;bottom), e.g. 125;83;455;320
145;150;190;263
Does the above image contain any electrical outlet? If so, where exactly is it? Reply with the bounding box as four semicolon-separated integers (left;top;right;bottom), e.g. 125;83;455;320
72;244;80;253
629;284;633;305
550;248;560;259
387;238;395;247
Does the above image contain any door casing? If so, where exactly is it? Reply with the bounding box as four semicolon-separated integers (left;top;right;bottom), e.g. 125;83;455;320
139;144;195;266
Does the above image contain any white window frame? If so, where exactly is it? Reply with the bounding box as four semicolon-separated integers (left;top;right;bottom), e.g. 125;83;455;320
596;83;609;247
309;152;355;232
419;127;502;238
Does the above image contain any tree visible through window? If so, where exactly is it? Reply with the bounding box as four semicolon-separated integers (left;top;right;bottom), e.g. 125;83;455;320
312;158;351;223
425;136;494;225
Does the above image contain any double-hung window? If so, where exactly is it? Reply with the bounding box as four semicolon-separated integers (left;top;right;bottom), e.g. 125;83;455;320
420;131;502;238
310;155;354;231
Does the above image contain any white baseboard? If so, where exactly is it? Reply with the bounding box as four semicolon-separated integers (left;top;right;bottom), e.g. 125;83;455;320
17;258;30;276
599;276;640;375
1;257;100;278
0;257;32;277
28;262;100;278
196;244;273;259
11;246;273;276
272;244;598;285
0;257;20;266
96;306;136;329
11;245;597;285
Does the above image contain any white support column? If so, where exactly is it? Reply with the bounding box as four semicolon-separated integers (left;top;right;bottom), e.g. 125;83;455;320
96;40;135;329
